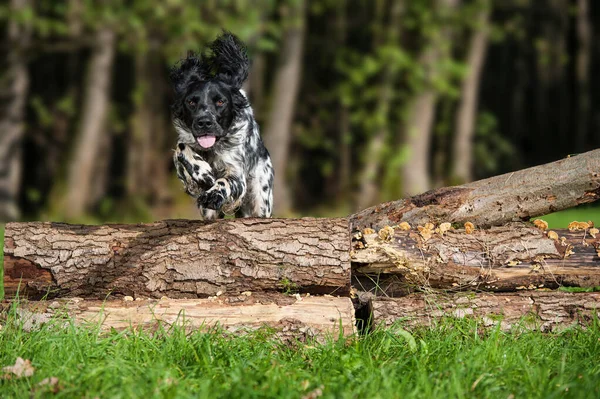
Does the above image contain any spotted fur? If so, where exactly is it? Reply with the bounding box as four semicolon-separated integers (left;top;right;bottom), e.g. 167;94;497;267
171;32;273;219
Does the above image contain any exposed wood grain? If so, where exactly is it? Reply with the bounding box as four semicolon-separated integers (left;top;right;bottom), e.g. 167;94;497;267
352;224;600;295
1;294;356;340
350;148;600;230
372;291;600;332
3;218;350;299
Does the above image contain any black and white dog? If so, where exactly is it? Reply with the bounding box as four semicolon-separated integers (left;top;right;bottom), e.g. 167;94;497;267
170;32;273;219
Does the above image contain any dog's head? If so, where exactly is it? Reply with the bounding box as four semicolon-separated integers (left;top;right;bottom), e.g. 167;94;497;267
170;32;250;151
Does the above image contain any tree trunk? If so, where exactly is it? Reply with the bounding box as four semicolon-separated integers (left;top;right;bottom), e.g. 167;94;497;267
356;0;403;209
351;148;600;230
7;295;356;339
0;0;31;222
401;0;460;196
335;0;352;206
452;8;490;183
371;291;600;332
64;27;116;219
263;1;306;215
352;224;600;295
127;44;171;207
3;218;351;300
575;0;591;152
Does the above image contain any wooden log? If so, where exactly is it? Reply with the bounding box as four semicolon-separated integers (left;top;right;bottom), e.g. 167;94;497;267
350;148;600;230
1;294;356;340
371;291;600;332
3;218;350;299
351;224;600;294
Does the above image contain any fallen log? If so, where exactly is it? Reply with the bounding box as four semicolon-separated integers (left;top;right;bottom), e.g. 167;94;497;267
3;218;350;299
350;148;600;230
371;291;600;332
352;224;600;295
1;294;356;340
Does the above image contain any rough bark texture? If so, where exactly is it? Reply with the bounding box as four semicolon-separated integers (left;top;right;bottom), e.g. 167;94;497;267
263;1;306;215
352;225;600;295
350;148;600;230
2;294;356;340
64;27;116;218
372;291;600;332
3;218;351;300
0;0;31;222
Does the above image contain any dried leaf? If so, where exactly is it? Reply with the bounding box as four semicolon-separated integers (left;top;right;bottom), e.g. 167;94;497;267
2;358;35;379
362;228;375;235
37;377;61;393
533;219;548;231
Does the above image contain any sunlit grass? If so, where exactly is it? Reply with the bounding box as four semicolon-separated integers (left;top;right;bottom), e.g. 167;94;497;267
0;312;598;398
539;206;600;229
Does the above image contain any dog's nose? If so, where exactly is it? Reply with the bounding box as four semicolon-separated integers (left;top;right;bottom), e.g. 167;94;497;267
195;117;213;130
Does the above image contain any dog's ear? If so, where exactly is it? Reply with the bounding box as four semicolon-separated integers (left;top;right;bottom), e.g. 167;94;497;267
206;31;249;89
169;53;210;96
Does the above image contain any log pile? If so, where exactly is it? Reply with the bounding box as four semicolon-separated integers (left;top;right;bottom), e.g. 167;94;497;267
2;148;600;335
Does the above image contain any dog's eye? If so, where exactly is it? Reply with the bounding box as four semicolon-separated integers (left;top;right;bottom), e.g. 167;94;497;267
216;99;225;107
188;100;196;107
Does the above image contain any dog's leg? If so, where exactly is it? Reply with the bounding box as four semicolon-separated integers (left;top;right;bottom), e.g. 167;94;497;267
198;172;247;214
174;143;215;198
238;157;274;217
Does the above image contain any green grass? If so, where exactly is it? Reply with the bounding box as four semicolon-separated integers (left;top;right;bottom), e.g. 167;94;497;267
540;206;600;229
1;223;4;300
0;315;599;398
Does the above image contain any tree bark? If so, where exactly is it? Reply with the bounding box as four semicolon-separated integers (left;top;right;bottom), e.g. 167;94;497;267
263;1;306;215
452;7;490;183
3;218;351;300
371;291;600;332
401;0;460;196
64;27;116;219
5;295;356;339
352;224;600;295
0;0;32;222
351;148;600;230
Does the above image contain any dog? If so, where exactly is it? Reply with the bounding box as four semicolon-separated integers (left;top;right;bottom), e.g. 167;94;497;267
170;32;274;219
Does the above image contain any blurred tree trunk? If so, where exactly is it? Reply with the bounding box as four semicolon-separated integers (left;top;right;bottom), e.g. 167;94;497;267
575;0;591;152
263;0;306;215
451;7;490;183
356;0;403;210
0;0;31;222
401;0;459;196
127;43;171;209
64;27;116;219
335;0;351;206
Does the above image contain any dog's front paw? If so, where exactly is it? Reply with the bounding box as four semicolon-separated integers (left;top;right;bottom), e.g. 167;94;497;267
174;143;215;196
197;186;226;211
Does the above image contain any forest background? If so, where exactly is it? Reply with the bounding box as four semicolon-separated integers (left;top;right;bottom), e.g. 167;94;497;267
1;0;599;223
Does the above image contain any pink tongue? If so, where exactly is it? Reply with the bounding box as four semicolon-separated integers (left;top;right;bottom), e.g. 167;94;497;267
197;135;216;148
